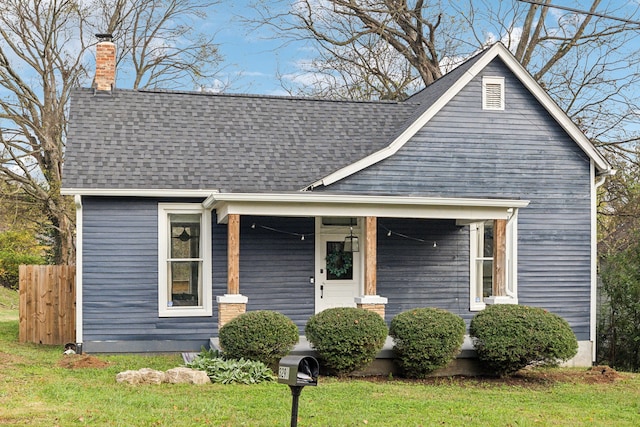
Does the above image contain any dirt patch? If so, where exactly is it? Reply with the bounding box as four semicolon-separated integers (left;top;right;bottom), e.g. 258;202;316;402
58;354;110;369
357;366;623;388
582;365;622;383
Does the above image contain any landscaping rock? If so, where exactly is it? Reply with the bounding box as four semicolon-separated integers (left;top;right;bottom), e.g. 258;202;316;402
116;370;142;384
116;368;166;385
116;367;210;385
165;367;210;384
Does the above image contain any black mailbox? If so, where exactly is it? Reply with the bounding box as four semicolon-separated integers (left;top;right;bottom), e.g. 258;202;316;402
278;355;319;386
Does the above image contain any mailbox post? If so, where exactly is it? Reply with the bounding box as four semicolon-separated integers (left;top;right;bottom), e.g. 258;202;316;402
278;356;319;427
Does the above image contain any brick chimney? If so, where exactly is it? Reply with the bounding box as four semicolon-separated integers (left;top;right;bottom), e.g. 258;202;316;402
94;34;116;91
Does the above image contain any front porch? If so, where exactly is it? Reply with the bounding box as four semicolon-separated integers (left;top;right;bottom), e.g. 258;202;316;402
206;192;528;331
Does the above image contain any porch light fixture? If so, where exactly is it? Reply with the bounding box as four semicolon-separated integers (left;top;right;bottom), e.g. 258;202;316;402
343;226;359;253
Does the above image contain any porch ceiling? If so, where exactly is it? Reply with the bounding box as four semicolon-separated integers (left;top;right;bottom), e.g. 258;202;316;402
205;193;530;224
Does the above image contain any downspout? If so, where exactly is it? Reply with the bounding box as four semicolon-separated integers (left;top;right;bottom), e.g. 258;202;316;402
74;195;83;353
591;165;615;362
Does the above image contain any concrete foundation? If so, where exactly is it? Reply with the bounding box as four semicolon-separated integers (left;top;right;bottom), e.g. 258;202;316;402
209;336;593;377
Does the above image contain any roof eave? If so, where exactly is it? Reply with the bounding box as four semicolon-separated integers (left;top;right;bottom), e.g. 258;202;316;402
60;188;220;197
208;192;530;224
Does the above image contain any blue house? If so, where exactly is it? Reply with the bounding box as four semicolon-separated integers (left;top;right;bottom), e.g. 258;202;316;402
62;40;611;366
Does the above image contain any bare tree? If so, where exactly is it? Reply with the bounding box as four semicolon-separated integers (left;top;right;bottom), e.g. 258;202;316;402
98;0;224;90
0;0;223;264
454;0;640;156
250;0;469;99
280;34;423;100
251;1;640;152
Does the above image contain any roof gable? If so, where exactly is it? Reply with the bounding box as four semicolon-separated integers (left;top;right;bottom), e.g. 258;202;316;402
309;43;611;190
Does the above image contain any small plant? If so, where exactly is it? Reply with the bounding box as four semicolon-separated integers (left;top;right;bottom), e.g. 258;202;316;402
218;310;299;369
186;349;274;384
470;304;578;377
390;308;465;378
305;307;387;375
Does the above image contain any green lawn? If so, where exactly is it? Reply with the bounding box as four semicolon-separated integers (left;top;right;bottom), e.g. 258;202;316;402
1;290;639;426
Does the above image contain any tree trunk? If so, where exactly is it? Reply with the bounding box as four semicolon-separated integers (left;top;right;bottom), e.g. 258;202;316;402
47;194;76;265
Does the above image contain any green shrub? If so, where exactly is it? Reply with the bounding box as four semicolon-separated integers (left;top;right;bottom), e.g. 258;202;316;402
0;230;46;290
389;308;465;378
598;241;640;372
470;304;578;377
305;307;388;375
186;348;274;384
218;310;299;369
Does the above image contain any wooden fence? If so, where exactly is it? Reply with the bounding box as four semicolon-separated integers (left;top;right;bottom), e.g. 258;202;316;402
19;265;76;345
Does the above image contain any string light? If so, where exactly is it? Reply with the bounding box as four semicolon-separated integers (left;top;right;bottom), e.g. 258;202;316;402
380;223;438;246
248;221;435;246
250;222;313;240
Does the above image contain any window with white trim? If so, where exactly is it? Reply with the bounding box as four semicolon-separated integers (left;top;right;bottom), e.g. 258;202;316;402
482;76;505;110
158;204;211;317
469;212;518;311
470;220;493;309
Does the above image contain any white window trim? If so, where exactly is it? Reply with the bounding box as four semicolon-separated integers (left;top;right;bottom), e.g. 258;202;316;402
469;210;518;311
482;76;505;111
158;203;212;317
505;210;518;300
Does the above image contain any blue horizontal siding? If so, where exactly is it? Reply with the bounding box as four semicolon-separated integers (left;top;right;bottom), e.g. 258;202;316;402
239;216;315;332
82;197;215;352
81;200;316;351
323;58;593;340
377;219;471;322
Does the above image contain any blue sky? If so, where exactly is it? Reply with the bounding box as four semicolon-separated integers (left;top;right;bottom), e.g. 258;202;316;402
208;1;301;95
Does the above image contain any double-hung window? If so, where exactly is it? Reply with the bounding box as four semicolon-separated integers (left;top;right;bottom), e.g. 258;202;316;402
470;220;494;310
469;211;518;311
158;204;211;317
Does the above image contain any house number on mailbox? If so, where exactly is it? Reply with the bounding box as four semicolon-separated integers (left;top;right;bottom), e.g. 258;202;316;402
278;366;290;380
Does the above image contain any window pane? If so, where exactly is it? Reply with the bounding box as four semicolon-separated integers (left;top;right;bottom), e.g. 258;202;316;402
168;260;201;307
326;241;353;280
482;260;493;298
483;221;494;258
170;213;201;258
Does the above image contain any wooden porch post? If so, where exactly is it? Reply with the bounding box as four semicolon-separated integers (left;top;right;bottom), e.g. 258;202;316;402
227;214;240;295
356;216;387;318
217;213;247;329
364;216;377;296
492;219;507;297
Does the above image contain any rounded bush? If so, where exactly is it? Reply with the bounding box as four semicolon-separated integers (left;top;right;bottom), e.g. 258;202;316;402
218;310;299;369
470;304;578;377
389;308;465;378
305;307;388;375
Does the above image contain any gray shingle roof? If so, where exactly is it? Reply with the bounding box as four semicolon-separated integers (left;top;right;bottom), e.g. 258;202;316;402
64;89;417;192
63;46;497;193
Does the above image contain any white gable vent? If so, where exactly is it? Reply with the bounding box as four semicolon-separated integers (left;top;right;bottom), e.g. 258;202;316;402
482;76;505;110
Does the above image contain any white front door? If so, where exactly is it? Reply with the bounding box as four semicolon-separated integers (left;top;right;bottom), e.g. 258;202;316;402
315;233;362;313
